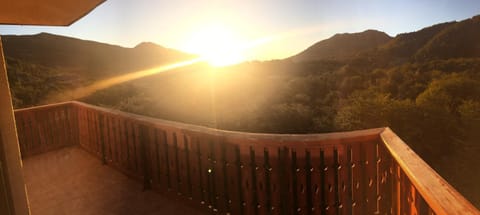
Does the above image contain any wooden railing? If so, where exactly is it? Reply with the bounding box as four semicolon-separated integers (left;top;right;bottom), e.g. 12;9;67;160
14;102;79;157
14;102;480;215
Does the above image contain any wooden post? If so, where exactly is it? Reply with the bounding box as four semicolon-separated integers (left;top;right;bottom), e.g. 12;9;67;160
0;36;30;215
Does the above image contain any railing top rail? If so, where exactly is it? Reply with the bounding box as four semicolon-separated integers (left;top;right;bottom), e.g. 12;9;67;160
70;101;383;147
14;101;75;113
381;128;480;215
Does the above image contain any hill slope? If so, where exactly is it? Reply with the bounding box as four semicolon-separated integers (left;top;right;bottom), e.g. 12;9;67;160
414;15;480;60
1;33;195;78
291;30;392;62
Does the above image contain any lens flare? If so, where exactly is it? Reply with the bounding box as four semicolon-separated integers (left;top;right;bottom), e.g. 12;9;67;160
46;58;202;102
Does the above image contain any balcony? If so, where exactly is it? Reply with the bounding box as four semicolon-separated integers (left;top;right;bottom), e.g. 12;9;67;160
15;101;479;215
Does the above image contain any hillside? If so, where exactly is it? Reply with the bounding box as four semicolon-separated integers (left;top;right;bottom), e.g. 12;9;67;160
2;33;195;78
415;15;480;60
291;30;392;62
2;33;196;108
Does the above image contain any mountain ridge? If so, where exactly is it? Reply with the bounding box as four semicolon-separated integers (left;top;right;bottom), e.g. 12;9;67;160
291;29;392;62
1;32;195;78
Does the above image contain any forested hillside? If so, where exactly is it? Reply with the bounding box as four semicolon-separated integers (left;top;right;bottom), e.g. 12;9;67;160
4;15;480;207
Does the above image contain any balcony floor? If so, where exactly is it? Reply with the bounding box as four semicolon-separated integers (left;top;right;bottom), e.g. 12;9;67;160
22;146;207;215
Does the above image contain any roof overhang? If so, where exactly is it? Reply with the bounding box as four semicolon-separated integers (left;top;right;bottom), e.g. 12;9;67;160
0;0;105;26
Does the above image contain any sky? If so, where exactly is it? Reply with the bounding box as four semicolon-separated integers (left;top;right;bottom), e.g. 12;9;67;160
1;0;480;61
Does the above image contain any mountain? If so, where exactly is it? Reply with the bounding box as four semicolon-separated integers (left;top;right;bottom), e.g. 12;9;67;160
291;30;392;62
378;22;455;60
414;15;480;60
1;33;195;78
291;15;480;66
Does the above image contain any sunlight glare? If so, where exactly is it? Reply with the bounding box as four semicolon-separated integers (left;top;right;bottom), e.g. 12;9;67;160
46;58;202;102
182;24;247;67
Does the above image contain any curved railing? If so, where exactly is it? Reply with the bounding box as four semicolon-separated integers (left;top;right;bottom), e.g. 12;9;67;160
14;101;479;215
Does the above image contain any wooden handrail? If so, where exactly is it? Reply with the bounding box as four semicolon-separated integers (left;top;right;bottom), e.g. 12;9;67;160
70;101;383;146
14;101;480;214
381;128;480;215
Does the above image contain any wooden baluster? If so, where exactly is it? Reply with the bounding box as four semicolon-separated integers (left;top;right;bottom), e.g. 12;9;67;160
34;110;45;151
364;141;377;214
104;115;111;163
415;185;429;215
307;148;321;215
139;124;152;190
399;169;407;214
109;116;116;164
249;146;259;215
235;145;245;215
76;107;85;148
26;112;35;156
117;118;126;167
188;135;202;201
239;145;254;215
295;148;308;214
204;137;216;211
156;130;169;191
75;105;82;146
176;133;189;197
112;117;119;164
66;105;76;145
223;143;240;214
81;109;88;151
210;137;227;212
133;123;142;174
60;107;68;146
44;109;54;149
57;108;64;146
350;143;363;215
172;133;182;195
344;145;354;215
333;148;341;214
98;114;107;164
404;174;413;215
392;161;401;215
52;109;60;147
322;146;337;215
198;135;211;208
264;147;279;215
305;150;313;215
148;128;159;190
184;135;194;199
218;139;229;213
86;110;94;153
167;132;179;193
336;144;351;214
253;146;266;215
378;141;393;214
290;149;299;214
125;121;134;172
277;147;289;215
162;130;172;190
263;148;274;215
93;110;101;155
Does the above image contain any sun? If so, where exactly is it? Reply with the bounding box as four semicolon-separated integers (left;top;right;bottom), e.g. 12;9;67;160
182;24;247;67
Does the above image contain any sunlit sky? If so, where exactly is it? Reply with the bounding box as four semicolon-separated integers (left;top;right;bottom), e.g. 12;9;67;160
1;0;480;61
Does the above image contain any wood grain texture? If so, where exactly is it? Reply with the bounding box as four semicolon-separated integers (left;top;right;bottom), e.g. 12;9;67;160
381;127;480;215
